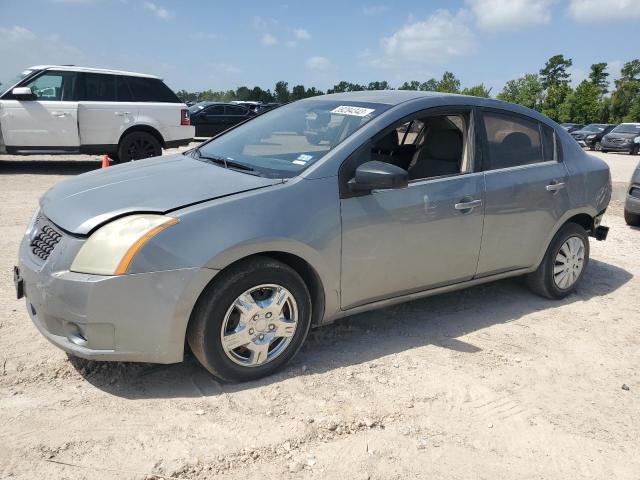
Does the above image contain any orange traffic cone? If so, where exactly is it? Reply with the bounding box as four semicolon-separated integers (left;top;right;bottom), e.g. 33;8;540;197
101;155;110;169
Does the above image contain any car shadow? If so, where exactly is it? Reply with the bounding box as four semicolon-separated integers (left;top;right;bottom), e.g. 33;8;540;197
0;159;101;175
68;259;632;399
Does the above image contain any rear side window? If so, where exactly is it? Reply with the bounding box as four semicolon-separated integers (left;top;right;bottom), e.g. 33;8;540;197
541;124;556;161
225;105;249;116
80;73;117;101
126;77;180;102
205;105;225;115
115;76;133;102
482;111;543;170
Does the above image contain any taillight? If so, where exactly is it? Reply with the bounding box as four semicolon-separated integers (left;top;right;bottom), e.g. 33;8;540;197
180;109;190;126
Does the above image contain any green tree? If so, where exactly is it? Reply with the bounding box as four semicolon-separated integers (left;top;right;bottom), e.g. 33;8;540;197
610;59;640;122
496;74;544;110
541;82;573;121
461;84;491;97
436;71;461;93
589;62;609;95
235;86;251;101
539;54;573;89
304;87;324;97
367;81;391;90
290;84;306;101
419;78;439;91
559;80;600;124
399;80;420;90
274;81;290;103
326;81;366;93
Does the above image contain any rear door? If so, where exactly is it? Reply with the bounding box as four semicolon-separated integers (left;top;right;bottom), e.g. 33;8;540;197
0;70;79;148
224;105;251;129
200;104;226;136
76;73;135;147
476;108;570;276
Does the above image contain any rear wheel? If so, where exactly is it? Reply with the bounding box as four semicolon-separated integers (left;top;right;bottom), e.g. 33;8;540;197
526;223;590;299
187;256;312;382
117;131;162;162
625;209;640;226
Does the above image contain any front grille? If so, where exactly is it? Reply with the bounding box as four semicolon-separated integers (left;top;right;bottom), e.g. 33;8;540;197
607;138;625;145
30;224;62;261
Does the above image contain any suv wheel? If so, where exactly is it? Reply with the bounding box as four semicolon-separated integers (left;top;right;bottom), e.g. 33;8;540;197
593;141;602;151
187;256;312;382
526;223;590;299
117;131;162;162
625;209;640;226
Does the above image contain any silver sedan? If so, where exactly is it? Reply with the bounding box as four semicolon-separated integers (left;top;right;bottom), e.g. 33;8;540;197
15;91;611;382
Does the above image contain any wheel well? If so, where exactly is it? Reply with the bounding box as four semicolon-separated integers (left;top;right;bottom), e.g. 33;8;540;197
205;252;326;326
566;213;594;232
119;125;165;148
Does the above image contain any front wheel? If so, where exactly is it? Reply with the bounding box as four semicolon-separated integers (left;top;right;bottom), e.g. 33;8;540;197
526;223;590;299
593;141;602;151
187;257;312;382
117;131;162;162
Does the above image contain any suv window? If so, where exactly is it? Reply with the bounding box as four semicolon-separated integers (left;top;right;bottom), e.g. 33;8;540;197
541;123;556;161
78;73;117;101
483;111;543;170
126;77;180;102
205;105;225;115
115;75;133;102
25;71;72;101
226;105;249;116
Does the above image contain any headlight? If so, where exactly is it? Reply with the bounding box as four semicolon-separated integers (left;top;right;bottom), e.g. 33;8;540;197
70;214;179;275
586;134;596;139
25;207;40;237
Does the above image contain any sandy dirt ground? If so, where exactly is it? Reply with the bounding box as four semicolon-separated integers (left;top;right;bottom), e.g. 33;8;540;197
0;149;638;480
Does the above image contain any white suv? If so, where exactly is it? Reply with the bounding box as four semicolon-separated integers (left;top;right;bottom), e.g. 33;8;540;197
0;65;194;162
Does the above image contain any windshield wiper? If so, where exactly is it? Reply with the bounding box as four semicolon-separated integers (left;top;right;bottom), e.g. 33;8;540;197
193;150;260;175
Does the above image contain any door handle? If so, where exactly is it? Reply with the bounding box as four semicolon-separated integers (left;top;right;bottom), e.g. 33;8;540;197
454;199;483;210
51;112;69;117
114;111;130;116
546;182;565;192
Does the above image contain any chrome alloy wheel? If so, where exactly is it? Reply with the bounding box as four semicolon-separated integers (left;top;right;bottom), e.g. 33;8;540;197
220;284;298;367
553;236;586;289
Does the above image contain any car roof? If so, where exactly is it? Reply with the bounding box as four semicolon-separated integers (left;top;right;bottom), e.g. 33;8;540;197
320;90;455;105
27;65;161;79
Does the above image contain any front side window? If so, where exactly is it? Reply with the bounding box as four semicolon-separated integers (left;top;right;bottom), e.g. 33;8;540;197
483;111;543;170
196;100;389;178
204;105;225;115
25;72;66;101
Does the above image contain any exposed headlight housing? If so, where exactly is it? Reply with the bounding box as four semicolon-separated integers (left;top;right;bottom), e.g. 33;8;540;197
70;214;179;275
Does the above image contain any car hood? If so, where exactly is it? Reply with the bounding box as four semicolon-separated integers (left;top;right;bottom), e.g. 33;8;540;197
41;154;283;235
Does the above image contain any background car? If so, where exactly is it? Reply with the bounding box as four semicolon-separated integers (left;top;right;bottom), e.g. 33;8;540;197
570;124;616;151
188;102;256;137
561;123;585;133
601;123;640;154
625;161;640;226
0;65;194;161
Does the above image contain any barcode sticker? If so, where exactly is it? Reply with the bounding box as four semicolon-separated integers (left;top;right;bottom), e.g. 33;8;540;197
331;106;375;117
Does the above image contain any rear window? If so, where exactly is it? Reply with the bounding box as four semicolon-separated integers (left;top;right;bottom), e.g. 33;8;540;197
126;77;181;103
483;111;543;170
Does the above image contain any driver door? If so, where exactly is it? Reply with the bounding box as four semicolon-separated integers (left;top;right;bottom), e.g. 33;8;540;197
339;108;485;309
0;70;79;149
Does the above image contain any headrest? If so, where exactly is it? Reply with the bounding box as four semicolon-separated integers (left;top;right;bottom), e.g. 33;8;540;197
501;132;531;151
423;129;462;161
375;131;399;152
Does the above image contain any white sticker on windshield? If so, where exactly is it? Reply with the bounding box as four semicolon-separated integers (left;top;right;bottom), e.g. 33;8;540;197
297;154;313;161
331;105;375;117
293;160;307;165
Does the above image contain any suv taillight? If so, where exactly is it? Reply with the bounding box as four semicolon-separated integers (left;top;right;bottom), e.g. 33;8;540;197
180;109;190;126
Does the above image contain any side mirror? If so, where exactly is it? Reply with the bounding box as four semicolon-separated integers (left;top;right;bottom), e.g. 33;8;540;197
12;87;36;101
349;160;409;193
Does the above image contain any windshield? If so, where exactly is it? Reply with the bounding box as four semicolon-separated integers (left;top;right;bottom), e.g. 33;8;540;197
583;124;606;132
612;124;640;134
188;103;209;114
195;99;390;178
1;69;36;95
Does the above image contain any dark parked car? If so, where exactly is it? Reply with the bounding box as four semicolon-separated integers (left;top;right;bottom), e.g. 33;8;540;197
561;123;585;133
189;102;256;137
625;160;640;226
601;123;640;154
570;124;616;151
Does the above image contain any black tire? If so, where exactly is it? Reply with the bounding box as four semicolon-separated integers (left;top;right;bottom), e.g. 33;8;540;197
187;256;312;382
117;131;162;162
601;149;609;153
593;141;602;152
625;209;640;226
631;145;639;156
526;222;590;299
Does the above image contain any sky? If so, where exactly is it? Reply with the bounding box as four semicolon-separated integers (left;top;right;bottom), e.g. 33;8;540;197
1;0;640;95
